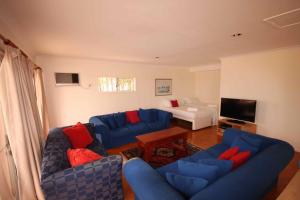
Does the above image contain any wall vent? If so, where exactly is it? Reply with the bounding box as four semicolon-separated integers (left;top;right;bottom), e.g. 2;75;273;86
263;8;300;29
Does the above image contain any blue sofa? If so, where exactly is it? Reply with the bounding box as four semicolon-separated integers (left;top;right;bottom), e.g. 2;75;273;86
124;128;294;200
41;123;123;200
89;109;172;149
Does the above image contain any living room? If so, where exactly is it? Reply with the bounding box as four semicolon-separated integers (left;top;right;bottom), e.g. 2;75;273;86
0;1;300;200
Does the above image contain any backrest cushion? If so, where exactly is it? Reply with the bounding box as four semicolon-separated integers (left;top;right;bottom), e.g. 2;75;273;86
63;122;94;148
198;159;233;177
114;112;126;128
139;108;152;122
41;128;71;180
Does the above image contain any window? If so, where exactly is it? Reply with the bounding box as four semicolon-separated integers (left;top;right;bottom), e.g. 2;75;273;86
98;77;136;92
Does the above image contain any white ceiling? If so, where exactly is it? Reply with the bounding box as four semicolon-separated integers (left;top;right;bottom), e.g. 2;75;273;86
0;0;300;66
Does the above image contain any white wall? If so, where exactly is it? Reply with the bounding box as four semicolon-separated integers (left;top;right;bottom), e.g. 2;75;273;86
36;55;195;128
220;46;300;151
194;70;220;104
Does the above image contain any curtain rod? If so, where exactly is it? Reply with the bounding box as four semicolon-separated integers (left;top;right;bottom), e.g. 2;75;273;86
0;33;42;70
0;33;28;58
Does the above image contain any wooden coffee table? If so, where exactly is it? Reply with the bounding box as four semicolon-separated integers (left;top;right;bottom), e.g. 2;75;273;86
136;127;189;163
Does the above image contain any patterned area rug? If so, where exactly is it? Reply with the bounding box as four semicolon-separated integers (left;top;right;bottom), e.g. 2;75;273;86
122;143;203;168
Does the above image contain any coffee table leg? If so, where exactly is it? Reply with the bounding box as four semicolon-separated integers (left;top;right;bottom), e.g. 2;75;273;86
143;145;151;162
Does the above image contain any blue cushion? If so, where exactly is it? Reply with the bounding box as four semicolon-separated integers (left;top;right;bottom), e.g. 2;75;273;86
177;160;218;183
110;128;130;138
189;151;214;162
107;115;117;129
114;112;126;128
197;159;232;177
166;172;208;197
126;123;148;135
205;143;230;158
150;109;158;122
139;109;152;122
241;134;263;148
231;137;259;154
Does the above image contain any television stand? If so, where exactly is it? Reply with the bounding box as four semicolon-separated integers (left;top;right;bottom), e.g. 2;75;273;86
226;119;246;124
217;118;257;142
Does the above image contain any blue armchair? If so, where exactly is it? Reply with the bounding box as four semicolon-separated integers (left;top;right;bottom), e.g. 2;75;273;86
41;123;123;200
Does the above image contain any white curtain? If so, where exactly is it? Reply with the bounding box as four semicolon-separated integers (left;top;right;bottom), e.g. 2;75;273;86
34;67;49;140
0;46;45;200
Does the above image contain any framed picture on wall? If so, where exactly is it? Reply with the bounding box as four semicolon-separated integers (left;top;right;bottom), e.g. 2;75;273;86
155;79;172;96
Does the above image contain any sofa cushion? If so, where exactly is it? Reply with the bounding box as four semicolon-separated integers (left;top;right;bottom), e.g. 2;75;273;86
230;151;251;169
218;147;240;160
114;112;126;128
63;122;94;148
126;110;141;124
177;160;218;183
146;121;165;131
67;148;103;167
110;127;131;138
205;143;230;158
166;172;208;197
231;137;259;155
107;115;117;129
197;159;232;177
139;108;152;122
126;123;148;135
189;151;214;162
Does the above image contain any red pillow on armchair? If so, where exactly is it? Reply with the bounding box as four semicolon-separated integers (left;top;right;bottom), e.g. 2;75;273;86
63;122;94;148
67;148;103;167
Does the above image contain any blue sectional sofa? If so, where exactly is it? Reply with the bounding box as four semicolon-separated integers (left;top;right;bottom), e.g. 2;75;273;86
124;128;294;200
89;108;172;149
41;123;123;200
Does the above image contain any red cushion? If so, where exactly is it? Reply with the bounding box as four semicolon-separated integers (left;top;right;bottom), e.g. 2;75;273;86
63;122;94;148
67;148;102;167
230;151;251;169
218;146;240;160
126;110;140;124
170;100;179;107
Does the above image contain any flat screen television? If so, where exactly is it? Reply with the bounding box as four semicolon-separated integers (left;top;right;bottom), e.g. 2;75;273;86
220;98;257;123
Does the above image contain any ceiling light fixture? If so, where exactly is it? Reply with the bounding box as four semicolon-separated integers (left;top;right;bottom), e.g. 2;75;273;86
231;33;242;37
155;57;160;59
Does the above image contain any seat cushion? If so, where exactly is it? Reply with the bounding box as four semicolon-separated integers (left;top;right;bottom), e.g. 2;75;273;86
146;121;165;131
110;127;131;138
126;123;148;135
67;148;103;167
205;143;230;158
197;159;233;177
177;160;218;183
166;172;208;197
189;151;214;162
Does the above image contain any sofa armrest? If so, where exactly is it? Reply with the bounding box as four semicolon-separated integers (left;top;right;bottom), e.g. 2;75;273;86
191;141;294;200
124;158;184;200
89;116;110;147
42;155;123;200
157;110;173;127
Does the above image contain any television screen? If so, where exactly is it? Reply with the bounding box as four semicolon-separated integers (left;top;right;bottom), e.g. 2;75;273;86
220;98;256;123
